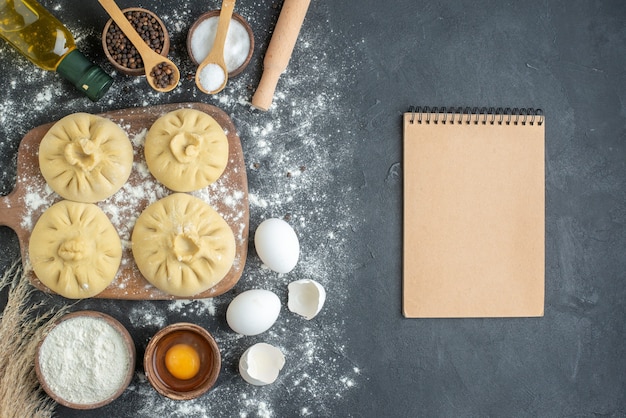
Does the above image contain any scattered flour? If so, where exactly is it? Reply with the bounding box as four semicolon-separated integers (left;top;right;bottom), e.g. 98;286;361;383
129;302;167;329
0;1;361;416
168;298;216;317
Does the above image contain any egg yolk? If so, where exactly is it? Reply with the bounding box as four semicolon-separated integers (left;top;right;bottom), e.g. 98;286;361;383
165;343;200;380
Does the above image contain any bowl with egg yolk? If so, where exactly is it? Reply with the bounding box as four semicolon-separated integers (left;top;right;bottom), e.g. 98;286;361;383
144;323;220;400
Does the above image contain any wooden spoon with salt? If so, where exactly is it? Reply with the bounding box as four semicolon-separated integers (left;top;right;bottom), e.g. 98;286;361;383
98;0;180;92
195;0;236;94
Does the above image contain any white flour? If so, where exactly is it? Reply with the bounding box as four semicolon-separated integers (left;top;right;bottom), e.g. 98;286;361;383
37;316;131;405
0;1;361;416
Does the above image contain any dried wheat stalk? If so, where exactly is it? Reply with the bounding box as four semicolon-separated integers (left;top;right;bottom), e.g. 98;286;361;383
0;261;66;418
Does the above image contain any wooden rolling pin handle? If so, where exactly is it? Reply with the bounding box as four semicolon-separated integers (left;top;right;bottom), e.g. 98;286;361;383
251;0;311;111
251;66;284;111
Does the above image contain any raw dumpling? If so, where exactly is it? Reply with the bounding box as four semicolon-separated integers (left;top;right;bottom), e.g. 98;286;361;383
28;200;122;299
144;109;229;192
131;193;236;297
39;113;133;203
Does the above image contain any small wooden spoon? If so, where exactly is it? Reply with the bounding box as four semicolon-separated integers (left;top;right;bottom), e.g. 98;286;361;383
98;0;180;92
195;0;236;94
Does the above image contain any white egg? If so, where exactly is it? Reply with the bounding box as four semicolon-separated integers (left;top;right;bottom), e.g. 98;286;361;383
239;342;285;386
254;218;299;273
226;289;281;336
287;279;326;320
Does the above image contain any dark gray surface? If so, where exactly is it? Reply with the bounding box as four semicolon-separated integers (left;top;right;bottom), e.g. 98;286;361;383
0;0;625;417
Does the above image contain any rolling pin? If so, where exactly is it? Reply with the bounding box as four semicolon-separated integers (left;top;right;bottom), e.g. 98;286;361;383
251;0;311;111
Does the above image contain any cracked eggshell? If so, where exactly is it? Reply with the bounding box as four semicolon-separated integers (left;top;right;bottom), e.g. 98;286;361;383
254;218;299;273
239;343;285;386
288;279;326;320
226;289;281;336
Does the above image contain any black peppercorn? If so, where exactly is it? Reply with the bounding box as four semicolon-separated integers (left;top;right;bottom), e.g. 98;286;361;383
150;62;176;89
105;10;165;72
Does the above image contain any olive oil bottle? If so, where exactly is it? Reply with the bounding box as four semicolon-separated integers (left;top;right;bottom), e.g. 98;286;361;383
0;0;112;101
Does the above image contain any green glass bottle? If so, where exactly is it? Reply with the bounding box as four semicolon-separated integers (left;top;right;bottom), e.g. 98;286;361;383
0;0;113;101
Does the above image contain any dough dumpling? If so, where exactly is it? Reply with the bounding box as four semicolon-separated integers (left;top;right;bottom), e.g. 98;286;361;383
39;113;133;203
144;109;229;192
131;193;236;297
28;200;122;299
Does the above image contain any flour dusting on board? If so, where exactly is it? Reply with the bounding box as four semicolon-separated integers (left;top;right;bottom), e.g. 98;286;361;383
0;1;360;416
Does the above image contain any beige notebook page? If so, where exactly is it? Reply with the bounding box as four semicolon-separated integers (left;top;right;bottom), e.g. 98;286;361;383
403;112;545;318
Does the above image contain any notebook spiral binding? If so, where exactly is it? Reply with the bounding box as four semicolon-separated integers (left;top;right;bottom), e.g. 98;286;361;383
407;106;544;126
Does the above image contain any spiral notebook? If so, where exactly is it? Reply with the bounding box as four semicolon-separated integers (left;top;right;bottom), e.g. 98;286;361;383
403;107;545;318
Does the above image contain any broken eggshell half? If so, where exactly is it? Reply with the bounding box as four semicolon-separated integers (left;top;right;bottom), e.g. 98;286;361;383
239;342;285;386
288;279;326;320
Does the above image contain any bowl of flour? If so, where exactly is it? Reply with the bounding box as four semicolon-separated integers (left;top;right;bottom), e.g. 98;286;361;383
35;311;135;409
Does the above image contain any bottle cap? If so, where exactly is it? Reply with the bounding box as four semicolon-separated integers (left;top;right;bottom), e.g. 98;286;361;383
56;50;113;101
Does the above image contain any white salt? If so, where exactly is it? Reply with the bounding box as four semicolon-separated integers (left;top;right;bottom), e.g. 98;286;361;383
198;63;226;92
190;16;251;72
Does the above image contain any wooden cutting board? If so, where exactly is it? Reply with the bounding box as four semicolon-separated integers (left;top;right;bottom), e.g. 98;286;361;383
0;102;249;300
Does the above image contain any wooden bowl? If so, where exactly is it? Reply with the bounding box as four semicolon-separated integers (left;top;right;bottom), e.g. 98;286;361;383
187;10;254;77
35;311;136;409
102;7;170;76
144;323;221;400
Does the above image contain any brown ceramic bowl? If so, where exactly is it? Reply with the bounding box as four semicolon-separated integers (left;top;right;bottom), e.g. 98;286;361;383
102;7;170;76
187;10;254;77
144;323;221;400
35;311;136;410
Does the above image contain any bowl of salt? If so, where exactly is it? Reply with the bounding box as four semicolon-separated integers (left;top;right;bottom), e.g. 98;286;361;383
187;10;254;78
